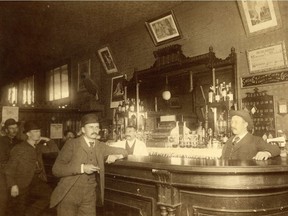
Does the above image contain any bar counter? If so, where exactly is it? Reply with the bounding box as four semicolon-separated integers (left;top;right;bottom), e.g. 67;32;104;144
104;155;288;216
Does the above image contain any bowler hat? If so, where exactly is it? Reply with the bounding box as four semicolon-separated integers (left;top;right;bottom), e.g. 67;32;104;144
4;118;19;128
23;121;40;133
230;110;254;129
81;113;99;127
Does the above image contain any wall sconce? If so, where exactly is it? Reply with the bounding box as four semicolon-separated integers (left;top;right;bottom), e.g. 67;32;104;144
162;76;171;101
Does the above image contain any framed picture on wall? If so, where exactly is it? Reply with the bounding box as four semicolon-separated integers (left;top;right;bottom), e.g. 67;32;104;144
98;46;118;74
77;59;91;92
237;0;282;37
110;75;125;108
145;10;182;46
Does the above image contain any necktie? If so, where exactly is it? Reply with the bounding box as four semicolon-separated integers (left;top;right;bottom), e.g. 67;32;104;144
232;136;240;145
89;142;95;148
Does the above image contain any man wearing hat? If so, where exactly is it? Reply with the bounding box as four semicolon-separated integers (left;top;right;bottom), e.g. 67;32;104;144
50;113;128;216
5;120;59;216
0;118;22;216
222;110;280;160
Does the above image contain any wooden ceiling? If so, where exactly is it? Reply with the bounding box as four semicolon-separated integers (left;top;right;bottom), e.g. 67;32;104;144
0;1;182;87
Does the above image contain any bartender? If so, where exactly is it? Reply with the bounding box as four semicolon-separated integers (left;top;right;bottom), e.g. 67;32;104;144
222;110;280;160
109;126;149;156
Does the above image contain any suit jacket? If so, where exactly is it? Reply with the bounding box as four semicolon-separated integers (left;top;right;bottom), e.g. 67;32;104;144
50;136;127;208
222;133;280;160
0;136;21;165
5;140;58;192
109;138;149;156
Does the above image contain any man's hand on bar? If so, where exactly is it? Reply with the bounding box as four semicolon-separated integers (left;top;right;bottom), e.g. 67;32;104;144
253;151;272;160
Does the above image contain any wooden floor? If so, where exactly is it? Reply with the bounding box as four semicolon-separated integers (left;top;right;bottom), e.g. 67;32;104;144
41;207;105;216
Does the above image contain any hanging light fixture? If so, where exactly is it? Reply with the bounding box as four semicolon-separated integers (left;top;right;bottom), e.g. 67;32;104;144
162;76;171;101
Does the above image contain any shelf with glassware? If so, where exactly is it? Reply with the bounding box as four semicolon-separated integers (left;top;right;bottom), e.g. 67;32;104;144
165;74;237;150
113;86;148;140
205;75;237;148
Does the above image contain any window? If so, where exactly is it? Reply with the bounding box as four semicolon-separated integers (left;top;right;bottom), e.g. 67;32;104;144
48;64;69;101
8;84;17;105
19;76;34;105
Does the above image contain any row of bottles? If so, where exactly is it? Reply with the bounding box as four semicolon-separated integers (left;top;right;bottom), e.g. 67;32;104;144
116;98;145;113
168;121;207;148
208;80;233;103
168;121;229;149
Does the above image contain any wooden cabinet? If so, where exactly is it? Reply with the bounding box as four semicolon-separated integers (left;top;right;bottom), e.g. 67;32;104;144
128;44;237;133
242;88;275;137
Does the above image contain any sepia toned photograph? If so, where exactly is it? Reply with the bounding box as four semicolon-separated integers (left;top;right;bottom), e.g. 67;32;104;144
1;1;288;216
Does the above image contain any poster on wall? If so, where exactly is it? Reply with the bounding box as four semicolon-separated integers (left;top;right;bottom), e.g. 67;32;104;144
246;41;288;74
110;75;125;108
237;0;282;37
50;123;63;139
2;106;19;124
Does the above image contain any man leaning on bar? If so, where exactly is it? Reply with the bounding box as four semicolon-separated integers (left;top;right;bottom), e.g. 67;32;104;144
222;110;280;160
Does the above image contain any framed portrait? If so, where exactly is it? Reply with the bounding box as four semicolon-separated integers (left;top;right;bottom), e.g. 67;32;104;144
78;59;91;92
246;41;288;74
98;46;118;74
145;10;182;46
110;75;125;108
237;0;282;37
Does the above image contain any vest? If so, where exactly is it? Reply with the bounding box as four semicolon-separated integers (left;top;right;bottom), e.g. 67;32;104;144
75;146;98;186
125;140;136;155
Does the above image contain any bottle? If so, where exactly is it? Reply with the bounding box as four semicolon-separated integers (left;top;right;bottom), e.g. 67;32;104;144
170;121;180;147
197;122;203;146
125;98;130;111
221;82;227;101
183;121;191;148
129;98;135;112
139;100;144;112
117;101;122;113
121;100;126;112
215;79;220;102
227;84;233;102
208;86;214;103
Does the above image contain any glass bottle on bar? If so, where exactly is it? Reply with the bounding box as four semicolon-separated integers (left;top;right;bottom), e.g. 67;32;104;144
215;79;220;103
208;86;214;103
227;82;233;101
170;121;180;148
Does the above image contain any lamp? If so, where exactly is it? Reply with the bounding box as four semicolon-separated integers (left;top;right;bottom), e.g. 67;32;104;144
162;76;171;101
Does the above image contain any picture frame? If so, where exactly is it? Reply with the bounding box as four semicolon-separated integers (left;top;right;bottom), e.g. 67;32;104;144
145;10;182;46
246;41;288;74
110;75;125;108
77;59;91;92
237;0;282;37
98;46;118;74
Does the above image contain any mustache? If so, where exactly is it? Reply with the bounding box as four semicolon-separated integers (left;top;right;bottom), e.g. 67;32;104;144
91;132;98;135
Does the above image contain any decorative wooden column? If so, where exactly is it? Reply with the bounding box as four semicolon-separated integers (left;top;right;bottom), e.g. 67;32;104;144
152;169;181;216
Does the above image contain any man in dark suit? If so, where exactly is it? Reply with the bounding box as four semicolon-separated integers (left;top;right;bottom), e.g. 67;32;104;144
50;113;128;216
0;118;21;216
5;121;59;216
222;110;280;160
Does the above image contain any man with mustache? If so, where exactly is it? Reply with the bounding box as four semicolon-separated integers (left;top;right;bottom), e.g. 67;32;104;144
5;121;59;216
0;118;21;216
222;110;280;160
109;125;148;156
50;113;128;216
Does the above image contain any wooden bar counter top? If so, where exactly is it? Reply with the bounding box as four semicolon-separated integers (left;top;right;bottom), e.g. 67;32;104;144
104;155;288;216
